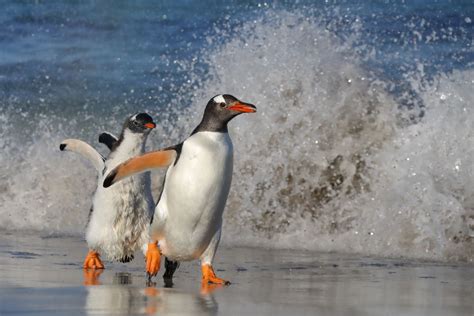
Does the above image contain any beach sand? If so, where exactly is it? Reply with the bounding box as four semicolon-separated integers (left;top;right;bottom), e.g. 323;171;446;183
0;233;473;316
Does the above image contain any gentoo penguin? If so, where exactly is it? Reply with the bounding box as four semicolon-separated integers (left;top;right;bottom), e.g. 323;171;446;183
103;95;256;284
60;113;156;269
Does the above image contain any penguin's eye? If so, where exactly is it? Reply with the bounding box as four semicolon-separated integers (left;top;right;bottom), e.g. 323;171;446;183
133;121;139;126
219;102;226;108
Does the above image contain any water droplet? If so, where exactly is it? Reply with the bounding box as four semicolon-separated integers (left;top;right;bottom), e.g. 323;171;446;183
440;94;447;100
465;17;472;24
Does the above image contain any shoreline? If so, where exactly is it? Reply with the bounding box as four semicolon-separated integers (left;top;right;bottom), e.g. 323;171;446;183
1;233;473;315
3;230;473;267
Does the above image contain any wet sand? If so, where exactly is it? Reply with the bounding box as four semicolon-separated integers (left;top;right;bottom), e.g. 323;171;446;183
0;233;473;316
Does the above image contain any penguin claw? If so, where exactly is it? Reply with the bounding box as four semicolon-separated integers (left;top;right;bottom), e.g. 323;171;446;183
145;242;161;278
201;264;230;285
83;250;104;269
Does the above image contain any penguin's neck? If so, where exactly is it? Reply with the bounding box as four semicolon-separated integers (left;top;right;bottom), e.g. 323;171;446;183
192;114;228;135
113;129;147;159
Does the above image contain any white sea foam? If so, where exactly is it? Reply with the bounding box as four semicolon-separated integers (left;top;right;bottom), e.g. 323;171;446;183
179;11;474;262
0;10;472;262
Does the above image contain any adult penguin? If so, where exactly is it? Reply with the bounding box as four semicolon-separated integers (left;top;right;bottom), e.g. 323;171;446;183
60;113;156;268
103;95;256;284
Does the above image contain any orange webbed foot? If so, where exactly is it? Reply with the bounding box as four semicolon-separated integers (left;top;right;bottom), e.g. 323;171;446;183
146;242;161;278
83;250;104;269
201;264;230;285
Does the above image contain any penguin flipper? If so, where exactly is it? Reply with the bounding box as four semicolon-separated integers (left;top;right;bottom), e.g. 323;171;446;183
98;132;118;151
60;139;105;172
103;149;176;187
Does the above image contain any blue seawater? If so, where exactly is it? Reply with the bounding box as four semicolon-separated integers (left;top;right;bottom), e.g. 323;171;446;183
0;1;473;262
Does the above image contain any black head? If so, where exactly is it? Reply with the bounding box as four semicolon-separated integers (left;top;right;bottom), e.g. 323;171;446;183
193;94;256;134
125;113;156;134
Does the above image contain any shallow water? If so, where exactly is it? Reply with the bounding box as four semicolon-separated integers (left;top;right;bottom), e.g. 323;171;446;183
1;1;474;262
0;233;473;316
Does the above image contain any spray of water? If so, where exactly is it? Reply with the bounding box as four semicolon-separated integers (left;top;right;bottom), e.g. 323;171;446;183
0;10;472;262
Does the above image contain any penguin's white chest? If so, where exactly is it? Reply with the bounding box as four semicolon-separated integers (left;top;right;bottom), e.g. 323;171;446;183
156;132;233;260
86;131;153;261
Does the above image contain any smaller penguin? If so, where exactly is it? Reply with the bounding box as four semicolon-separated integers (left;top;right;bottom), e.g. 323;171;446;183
60;113;156;269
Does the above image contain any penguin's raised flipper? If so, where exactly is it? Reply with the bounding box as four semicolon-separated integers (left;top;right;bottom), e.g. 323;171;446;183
98;132;118;151
103;149;176;187
60;139;105;172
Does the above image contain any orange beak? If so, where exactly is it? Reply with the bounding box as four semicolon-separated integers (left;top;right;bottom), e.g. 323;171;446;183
228;101;257;113
144;122;156;129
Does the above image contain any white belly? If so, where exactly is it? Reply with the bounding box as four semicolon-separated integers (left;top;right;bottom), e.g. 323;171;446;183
153;132;233;261
86;132;154;261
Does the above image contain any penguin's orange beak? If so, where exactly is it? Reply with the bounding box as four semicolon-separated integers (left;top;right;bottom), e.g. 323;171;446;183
228;101;257;113
144;122;156;129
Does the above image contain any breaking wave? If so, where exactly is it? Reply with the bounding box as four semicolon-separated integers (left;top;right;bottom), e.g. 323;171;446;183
1;9;473;262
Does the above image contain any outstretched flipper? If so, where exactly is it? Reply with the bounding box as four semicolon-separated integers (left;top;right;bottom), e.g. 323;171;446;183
60;139;105;172
98;132;118;151
103;149;176;187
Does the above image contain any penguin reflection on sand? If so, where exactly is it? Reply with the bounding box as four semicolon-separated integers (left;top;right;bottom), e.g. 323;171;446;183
60;113;156;268
103;95;256;284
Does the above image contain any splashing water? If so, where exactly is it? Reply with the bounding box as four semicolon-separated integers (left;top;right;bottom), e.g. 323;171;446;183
157;11;474;261
0;8;473;262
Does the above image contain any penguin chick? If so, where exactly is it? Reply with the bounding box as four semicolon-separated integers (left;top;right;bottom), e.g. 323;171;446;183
60;113;156;269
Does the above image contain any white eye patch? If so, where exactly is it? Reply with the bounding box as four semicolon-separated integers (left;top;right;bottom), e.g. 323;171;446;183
213;95;225;104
